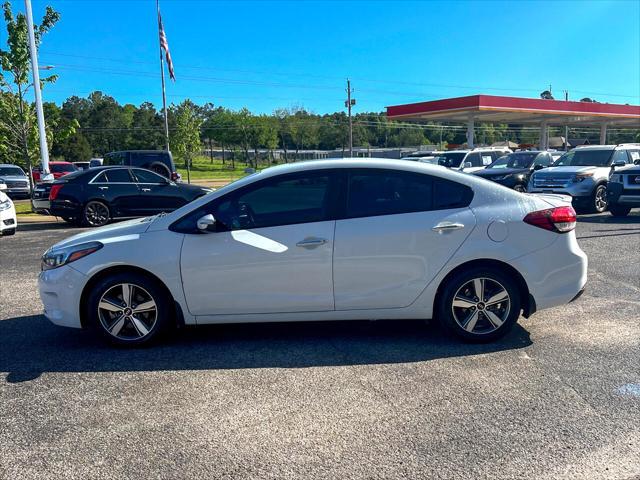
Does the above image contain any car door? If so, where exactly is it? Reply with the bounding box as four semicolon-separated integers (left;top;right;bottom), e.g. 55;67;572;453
131;168;182;213
180;170;337;316
86;168;140;217
333;169;476;310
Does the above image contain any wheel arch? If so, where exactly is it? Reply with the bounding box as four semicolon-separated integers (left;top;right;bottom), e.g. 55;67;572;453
79;265;184;328
148;162;171;178
433;258;535;319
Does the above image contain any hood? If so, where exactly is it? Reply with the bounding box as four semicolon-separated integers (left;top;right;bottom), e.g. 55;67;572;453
536;166;598;175
0;175;29;182
51;216;154;250
0;190;10;203
474;167;528;177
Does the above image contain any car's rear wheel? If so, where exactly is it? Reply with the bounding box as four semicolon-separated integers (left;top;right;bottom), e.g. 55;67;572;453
437;267;521;343
87;272;172;347
591;184;608;213
513;184;526;193
82;200;110;227
609;205;631;217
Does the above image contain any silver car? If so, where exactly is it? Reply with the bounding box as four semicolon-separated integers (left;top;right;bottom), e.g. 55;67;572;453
0;164;31;199
527;144;638;213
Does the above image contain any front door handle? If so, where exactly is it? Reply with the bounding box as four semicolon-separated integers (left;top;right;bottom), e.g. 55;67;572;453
296;238;327;248
432;222;465;233
141;188;151;192
98;186;109;190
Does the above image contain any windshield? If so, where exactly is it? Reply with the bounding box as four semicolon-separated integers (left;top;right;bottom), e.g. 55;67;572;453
435;152;466;168
554;149;612;167
488;152;538;169
0;166;25;176
51;163;78;173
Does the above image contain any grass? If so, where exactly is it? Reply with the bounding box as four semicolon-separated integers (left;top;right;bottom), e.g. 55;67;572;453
176;155;251;181
13;200;36;215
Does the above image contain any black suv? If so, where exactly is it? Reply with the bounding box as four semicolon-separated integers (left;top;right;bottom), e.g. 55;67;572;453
606;149;640;217
473;151;554;192
103;150;180;181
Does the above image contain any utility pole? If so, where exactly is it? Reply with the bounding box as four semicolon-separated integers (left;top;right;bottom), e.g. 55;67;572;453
24;0;51;182
345;79;355;157
564;90;569;151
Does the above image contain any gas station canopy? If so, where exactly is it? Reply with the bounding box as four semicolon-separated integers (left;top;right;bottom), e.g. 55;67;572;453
386;94;640;148
386;94;640;127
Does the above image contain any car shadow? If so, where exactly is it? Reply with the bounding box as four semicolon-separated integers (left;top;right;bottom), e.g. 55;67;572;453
0;315;532;384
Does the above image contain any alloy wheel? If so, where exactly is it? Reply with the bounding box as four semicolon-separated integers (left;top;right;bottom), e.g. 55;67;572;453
451;277;511;335
85;201;110;227
98;283;158;340
594;186;607;213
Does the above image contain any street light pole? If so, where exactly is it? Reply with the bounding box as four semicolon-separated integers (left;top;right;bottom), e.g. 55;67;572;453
24;0;52;181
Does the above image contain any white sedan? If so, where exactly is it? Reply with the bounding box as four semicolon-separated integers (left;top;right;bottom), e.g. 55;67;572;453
38;159;587;346
0;184;17;236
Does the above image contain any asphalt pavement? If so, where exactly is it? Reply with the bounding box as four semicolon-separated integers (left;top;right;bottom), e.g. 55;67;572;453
1;213;639;479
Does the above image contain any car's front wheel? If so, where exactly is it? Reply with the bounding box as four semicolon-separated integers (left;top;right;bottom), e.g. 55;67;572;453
83;200;111;227
591;184;608;213
437;267;521;342
87;272;172;346
609;205;631;217
513;184;527;193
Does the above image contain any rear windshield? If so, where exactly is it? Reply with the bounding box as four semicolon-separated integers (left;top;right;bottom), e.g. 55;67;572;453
51;163;78;173
488;152;538;169
0;166;25;176
435;152;466;168
554;150;612;167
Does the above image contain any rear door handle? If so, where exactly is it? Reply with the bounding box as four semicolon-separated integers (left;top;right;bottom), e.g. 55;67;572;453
98;186;109;190
141;188;151;192
432;222;465;233
296;238;327;248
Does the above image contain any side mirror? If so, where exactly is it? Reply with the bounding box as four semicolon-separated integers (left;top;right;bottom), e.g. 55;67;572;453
533;164;545;171
463;162;473;170
196;214;216;232
612;159;626;168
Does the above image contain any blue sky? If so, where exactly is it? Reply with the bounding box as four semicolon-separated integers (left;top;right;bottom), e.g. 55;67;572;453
3;0;640;114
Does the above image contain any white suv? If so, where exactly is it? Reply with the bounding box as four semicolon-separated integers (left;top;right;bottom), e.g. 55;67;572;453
434;147;512;173
528;144;639;213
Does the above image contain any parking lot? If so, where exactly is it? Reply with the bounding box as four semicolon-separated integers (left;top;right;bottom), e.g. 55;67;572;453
1;213;639;479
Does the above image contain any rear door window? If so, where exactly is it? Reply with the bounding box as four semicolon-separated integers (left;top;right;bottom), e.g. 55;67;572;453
93;169;134;183
465;153;482;167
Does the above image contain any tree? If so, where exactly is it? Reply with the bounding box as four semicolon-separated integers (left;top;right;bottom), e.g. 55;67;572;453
0;1;60;175
170;100;202;183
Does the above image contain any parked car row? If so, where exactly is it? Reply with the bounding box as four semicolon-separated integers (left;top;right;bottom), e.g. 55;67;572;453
38;158;587;347
34;166;211;227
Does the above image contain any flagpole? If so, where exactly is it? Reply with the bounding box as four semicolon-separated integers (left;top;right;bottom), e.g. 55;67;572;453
157;0;170;151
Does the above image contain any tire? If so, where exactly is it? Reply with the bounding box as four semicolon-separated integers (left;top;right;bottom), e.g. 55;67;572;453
149;163;171;179
82;200;111;227
591;184;608;214
609;205;631;217
437;266;521;343
2;228;16;236
86;272;173;347
513;184;527;193
61;216;78;224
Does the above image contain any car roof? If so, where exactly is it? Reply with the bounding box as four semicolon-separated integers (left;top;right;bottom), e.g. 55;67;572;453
0;163;25;168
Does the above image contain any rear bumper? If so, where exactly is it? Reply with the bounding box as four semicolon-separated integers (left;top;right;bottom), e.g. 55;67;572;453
511;233;588;312
50;200;82;218
32;197;51;214
606;183;640;207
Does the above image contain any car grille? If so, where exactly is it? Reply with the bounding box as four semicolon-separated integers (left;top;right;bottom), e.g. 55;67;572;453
6;181;27;188
532;175;571;189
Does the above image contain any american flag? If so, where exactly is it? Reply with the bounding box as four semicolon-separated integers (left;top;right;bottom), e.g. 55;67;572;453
158;12;175;81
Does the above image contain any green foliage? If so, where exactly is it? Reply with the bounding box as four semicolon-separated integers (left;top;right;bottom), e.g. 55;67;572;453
170;100;202;167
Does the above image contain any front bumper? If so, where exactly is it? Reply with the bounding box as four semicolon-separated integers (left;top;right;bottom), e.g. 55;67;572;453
38;265;86;328
0;205;17;233
5;187;30;198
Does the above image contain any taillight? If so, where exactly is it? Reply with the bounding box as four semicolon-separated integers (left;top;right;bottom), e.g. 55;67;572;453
523;206;576;233
49;184;63;201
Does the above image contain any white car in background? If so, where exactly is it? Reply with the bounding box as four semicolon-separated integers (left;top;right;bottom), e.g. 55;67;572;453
0;183;17;236
39;159;587;347
434;147;512;173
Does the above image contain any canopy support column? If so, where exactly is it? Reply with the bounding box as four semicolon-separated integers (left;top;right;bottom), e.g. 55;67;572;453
466;117;475;148
600;123;608;145
539;121;548;150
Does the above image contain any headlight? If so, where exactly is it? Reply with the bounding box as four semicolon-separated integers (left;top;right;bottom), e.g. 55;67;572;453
0;199;12;211
41;241;103;271
572;172;594;183
610;174;622;183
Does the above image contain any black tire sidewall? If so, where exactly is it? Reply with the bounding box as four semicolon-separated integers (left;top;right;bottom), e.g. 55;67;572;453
86;272;172;347
437;266;521;343
83;201;110;227
609;205;631;217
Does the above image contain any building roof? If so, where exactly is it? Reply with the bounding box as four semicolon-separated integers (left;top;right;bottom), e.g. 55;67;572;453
386;94;640;127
